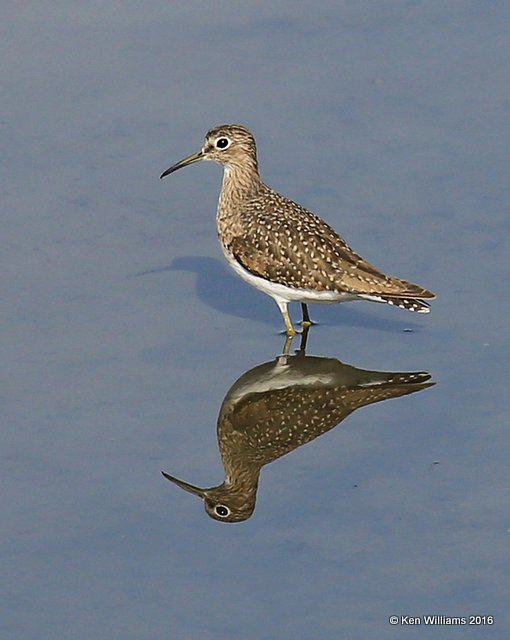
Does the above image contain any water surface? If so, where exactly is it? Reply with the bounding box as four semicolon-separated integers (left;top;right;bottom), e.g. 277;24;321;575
2;2;509;639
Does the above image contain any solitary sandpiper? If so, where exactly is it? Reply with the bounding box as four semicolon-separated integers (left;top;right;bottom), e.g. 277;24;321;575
161;125;435;335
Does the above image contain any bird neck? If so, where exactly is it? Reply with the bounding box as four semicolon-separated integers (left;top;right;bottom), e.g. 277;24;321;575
222;454;262;493
218;161;264;215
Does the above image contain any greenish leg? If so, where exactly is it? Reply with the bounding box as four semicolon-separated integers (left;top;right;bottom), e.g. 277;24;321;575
282;334;295;357
301;303;313;327
298;324;310;353
276;300;297;336
283;308;297;337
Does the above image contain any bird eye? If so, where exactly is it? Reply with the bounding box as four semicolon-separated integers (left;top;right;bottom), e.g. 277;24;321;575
215;137;231;150
214;504;230;517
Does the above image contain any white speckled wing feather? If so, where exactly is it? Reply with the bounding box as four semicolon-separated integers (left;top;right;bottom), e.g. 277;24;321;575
226;188;434;299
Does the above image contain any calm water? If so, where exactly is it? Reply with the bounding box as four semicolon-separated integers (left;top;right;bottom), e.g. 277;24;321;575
2;2;509;639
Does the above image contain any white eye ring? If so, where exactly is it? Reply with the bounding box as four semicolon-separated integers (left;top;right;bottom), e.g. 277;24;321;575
215;504;230;517
215;137;231;150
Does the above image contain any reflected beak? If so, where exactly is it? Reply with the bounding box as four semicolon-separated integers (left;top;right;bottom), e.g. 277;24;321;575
160;150;205;179
161;471;206;498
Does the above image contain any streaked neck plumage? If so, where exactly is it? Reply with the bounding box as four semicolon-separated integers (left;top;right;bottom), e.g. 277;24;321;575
217;158;265;219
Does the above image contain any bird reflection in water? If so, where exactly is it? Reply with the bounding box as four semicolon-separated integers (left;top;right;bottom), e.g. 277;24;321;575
162;328;434;522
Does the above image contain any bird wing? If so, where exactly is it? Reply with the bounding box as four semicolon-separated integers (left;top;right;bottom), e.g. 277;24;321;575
228;196;434;298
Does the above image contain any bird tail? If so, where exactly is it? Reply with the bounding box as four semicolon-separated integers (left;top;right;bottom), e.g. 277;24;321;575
359;294;432;313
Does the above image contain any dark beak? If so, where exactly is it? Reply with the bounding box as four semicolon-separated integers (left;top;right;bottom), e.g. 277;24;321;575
160;150;205;179
161;471;207;498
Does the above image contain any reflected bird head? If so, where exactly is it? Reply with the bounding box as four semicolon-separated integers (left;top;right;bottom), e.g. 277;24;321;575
161;471;256;523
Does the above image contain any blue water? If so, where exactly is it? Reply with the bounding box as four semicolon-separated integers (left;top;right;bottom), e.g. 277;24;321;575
2;2;509;638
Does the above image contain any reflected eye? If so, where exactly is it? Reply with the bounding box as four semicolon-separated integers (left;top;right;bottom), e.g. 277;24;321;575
215;137;231;150
215;504;230;518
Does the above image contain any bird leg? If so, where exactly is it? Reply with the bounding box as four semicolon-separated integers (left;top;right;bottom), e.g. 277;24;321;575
281;334;295;358
280;322;310;360
300;303;314;327
297;324;310;353
275;300;297;336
